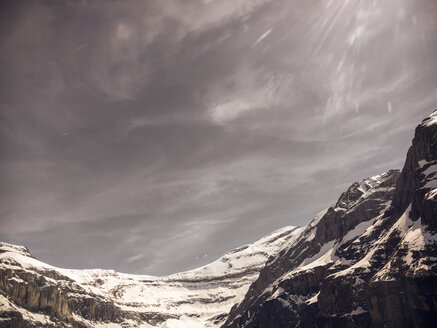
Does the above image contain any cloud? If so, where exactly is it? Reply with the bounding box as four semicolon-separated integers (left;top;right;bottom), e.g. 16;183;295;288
208;100;255;123
126;253;145;263
1;0;437;275
252;28;272;47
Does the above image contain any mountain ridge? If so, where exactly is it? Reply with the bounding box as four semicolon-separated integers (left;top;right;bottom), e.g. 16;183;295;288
1;110;437;327
0;225;303;327
222;110;437;328
0;170;401;328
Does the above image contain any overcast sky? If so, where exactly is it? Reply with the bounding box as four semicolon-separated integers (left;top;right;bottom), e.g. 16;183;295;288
1;0;436;275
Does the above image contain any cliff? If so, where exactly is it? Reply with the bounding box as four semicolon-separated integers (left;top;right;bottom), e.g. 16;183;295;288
1;111;436;328
222;110;437;328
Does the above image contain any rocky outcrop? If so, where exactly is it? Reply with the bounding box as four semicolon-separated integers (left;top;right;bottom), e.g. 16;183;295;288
0;268;72;321
392;110;437;221
423;189;437;230
222;110;437;328
0;226;302;327
0;264;127;327
222;170;401;328
364;111;437;328
367;276;437;328
1;111;436;328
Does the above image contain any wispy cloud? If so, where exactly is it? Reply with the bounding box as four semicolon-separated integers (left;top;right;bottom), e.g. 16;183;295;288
1;0;436;275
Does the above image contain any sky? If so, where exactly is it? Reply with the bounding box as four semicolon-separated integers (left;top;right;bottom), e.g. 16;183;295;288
1;0;436;275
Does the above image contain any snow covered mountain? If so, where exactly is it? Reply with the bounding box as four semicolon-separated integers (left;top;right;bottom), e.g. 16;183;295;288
0;226;303;327
222;110;437;328
1;110;437;328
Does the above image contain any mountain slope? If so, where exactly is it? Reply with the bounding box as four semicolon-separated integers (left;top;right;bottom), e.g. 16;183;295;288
0;226;302;328
1;111;437;328
222;110;437;328
0;168;400;328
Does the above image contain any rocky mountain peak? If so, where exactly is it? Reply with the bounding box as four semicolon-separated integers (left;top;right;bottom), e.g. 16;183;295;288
0;225;303;327
0;242;33;259
335;170;400;211
1;112;437;328
391;109;437;224
222;111;437;328
420;109;437;128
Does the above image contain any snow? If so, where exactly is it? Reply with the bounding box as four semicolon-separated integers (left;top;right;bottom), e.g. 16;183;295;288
425;188;437;200
423;163;437;176
0;250;56;273
0;243;31;257
401;218;437;271
420;110;437;127
266;287;285;301
377;205;412;245
0;225;304;328
306;228;317;241
164;316;206;328
333;247;377;278
94;323;127;328
369;204;437;281
6;276;26;284
308;208;329;228
423;163;437;189
268;172;395;285
279;294;305;307
403;219;426;251
299;207;329;242
334;172;396;215
331;205;412;279
346;206;411;276
344;201;391;245
342;217;378;244
0;168;424;326
82;317;154;328
291;241;337;274
306;292;320;305
418;159;429;168
342;307;366;317
358;210;388;240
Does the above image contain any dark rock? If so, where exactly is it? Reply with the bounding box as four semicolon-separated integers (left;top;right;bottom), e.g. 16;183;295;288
1;111;437;328
222;111;437;328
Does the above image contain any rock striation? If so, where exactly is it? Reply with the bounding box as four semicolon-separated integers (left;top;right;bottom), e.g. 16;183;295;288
1;110;437;328
222;110;437;328
0;226;302;327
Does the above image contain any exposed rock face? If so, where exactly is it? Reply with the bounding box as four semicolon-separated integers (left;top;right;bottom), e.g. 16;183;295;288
222;110;437;328
0;226;302;327
222;170;401;328
367;276;437;328
392;111;437;223
1;111;437;328
364;112;437;328
423;189;437;230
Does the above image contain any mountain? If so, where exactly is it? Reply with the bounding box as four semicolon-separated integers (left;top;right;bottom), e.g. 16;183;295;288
1;110;436;328
222;110;437;328
0;225;303;327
